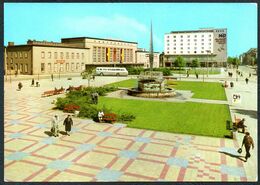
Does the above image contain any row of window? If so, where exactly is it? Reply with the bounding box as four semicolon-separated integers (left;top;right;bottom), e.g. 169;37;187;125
41;62;85;72
166;51;210;54
8;52;28;59
41;51;84;60
93;40;135;46
168;46;212;50
166;39;212;42
167;34;212;38
7;63;28;73
167;42;211;46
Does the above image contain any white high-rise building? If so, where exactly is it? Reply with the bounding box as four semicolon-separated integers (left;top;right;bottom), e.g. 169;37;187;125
163;28;227;67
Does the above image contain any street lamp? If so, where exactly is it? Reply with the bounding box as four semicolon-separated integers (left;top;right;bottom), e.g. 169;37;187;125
206;50;211;77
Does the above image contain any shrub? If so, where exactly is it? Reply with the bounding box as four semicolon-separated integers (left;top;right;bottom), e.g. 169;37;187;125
145;68;172;76
78;104;98;119
55;97;72;110
117;113;135;122
126;67;145;75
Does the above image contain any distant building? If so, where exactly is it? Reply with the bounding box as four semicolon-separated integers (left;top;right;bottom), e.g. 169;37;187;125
239;48;257;66
136;48;160;68
5;37;161;76
61;37;144;68
5;40;89;75
163;28;227;67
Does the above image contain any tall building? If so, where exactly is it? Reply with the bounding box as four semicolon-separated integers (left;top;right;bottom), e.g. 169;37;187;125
163;28;227;67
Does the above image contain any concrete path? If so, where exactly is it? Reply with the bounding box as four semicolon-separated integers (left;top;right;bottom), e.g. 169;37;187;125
4;69;257;182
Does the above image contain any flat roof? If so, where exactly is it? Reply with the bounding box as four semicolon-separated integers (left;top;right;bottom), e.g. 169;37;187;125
61;36;138;44
166;28;227;35
7;44;89;49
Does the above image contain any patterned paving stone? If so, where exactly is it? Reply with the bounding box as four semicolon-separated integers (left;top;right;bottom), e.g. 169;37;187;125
96;168;123;181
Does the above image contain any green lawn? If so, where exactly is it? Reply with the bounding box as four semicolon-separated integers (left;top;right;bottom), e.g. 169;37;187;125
106;79;227;100
99;97;232;138
172;68;220;75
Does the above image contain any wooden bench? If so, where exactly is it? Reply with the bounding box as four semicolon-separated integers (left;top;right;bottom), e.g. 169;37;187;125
64;104;80;113
41;90;55;97
103;113;117;123
233;115;247;133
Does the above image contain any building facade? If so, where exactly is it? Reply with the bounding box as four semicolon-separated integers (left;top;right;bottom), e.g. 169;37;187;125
240;48;257;66
61;37;144;68
5;37;161;76
163;28;227;67
5;40;89;75
136;49;160;68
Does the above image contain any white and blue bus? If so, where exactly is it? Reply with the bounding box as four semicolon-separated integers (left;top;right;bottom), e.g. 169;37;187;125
95;67;128;76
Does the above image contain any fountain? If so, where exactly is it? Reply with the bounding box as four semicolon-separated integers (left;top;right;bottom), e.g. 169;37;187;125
127;71;176;98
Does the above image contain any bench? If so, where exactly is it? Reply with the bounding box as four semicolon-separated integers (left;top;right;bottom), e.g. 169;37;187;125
64;104;80;113
233;115;247;133
41;90;55;97
102;113;117;123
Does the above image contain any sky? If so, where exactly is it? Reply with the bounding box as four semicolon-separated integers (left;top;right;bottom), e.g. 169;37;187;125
4;3;257;57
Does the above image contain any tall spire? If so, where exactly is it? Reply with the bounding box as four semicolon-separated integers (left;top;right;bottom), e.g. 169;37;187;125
149;21;154;71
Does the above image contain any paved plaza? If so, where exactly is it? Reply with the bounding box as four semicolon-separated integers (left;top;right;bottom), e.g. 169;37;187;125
4;69;257;182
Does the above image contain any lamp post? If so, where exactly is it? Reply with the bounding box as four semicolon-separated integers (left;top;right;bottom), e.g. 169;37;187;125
206;50;211;77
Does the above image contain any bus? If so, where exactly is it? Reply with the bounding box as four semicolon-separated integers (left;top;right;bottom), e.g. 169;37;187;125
95;67;128;76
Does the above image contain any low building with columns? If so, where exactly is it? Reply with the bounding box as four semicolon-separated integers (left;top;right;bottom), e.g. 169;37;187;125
136;48;160;68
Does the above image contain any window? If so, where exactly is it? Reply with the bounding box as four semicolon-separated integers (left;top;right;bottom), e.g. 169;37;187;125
76;53;79;59
174;40;176;42
41;63;45;72
180;43;183;46
173;36;176;38
188;43;190;45
54;64;58;72
81;53;84;59
187;35;190;38
19;52;23;58
187;47;190;49
180;39;183;42
209;39;211;41
194;39;197;42
194;35;197;38
167;36;169;38
72;53;74;59
25;64;28;73
54;52;57;59
48;52;51;59
188;39;190;41
41;52;45;59
188;51;190;54
194;51;197;53
167;40;169;42
202;43;204;45
201;39;204;41
81;63;85;70
15;52;18;58
202;47;204;49
10;58;13;64
48;63;51;71
20;64;23;72
66;52;69;59
15;64;18;70
180;47;183;50
180;51;183;53
201;51;204;53
173;47;176;50
76;63;80;70
202;35;204;37
60;52;64;59
209;43;211;45
194;47;197;49
60;64;64;72
71;63;75;71
66;63;69;71
180;35;183;38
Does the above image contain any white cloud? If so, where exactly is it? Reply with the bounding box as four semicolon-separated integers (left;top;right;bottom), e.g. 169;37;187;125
60;15;163;52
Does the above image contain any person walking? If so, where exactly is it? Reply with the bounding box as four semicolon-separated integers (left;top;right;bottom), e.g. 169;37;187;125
51;114;59;137
245;78;249;84
31;78;35;86
195;72;199;79
63;115;73;136
93;92;99;104
18;82;23;91
51;74;54;81
241;132;254;162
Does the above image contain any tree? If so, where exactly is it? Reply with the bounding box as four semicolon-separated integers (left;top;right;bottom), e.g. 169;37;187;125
232;57;240;68
81;67;95;87
174;56;186;69
191;59;200;68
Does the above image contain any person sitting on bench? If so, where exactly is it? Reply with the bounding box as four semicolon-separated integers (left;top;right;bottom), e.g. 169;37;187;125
236;118;246;133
